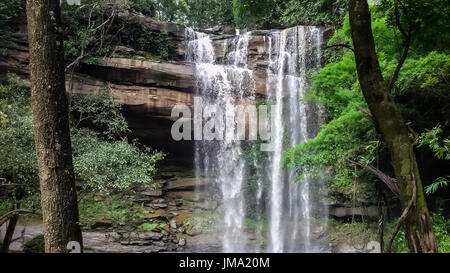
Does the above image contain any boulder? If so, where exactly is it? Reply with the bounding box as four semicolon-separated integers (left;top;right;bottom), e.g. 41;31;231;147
178;238;186;247
169;219;177;229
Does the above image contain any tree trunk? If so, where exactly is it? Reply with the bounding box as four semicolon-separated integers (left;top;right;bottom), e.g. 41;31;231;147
348;0;437;253
26;0;83;253
1;215;19;253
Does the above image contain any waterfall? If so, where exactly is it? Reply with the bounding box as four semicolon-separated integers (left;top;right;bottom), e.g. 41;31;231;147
185;25;326;253
186;28;255;252
265;26;325;253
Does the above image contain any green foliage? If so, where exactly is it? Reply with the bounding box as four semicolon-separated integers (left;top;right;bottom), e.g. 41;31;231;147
0;74;164;196
184;0;234;29
327;219;378;246
0;0;24;56
388;52;450;129
310;52;360;119
0;200;13;217
62;1;178;64
432;213;450;253
387;213;450;253
136;27;177;60
419;125;450;160
232;0;280;29
386;226;408;253
0;74;38;191
392;52;450;95
374;0;450;54
72;128;164;193
284;110;376;189
139;222;159;231
153;0;190;22
23;235;45;253
78;192;146;227
130;0;157;16
281;0;348;27
70;89;130;141
425;176;450;196
419;125;450;195
185;211;220;234
244;217;268;232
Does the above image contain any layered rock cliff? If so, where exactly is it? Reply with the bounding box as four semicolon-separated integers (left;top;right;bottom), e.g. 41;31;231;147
0;15;329;164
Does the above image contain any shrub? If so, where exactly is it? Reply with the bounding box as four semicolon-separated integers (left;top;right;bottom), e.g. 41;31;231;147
136;26;177;60
72;128;164;193
0;0;24;56
432;213;450;253
70;88;130;141
0;74;38;191
78;192;147;228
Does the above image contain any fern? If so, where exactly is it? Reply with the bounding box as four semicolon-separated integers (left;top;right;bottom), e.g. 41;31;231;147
425;176;450;195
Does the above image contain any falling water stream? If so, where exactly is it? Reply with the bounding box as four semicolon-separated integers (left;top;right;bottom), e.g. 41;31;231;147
185;26;326;253
266;26;325;253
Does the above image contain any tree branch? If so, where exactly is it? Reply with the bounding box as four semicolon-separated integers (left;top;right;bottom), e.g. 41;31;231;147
348;159;400;197
0;209;39;226
324;44;354;52
387;0;412;91
65;4;117;72
351;102;374;123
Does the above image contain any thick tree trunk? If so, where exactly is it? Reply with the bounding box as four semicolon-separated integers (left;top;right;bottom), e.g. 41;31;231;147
348;0;437;253
26;0;83;253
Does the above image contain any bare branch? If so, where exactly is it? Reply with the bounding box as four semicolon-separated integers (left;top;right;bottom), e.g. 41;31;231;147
65;54;84;72
0;209;39;226
351;102;374;123
65;4;117;72
349;159;400;197
388;0;412;91
324;44;354;52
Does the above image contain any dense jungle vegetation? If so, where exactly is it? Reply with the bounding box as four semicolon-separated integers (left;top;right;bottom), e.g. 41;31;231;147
0;0;449;253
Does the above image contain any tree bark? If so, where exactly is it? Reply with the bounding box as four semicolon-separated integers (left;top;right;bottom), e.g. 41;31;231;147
26;0;83;253
348;0;437;253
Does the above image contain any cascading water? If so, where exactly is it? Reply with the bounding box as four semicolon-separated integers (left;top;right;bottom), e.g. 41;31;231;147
185;25;327;253
185;28;255;252
265;26;326;253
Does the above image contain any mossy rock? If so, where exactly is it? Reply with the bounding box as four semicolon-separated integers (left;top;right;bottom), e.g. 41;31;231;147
23;234;45;253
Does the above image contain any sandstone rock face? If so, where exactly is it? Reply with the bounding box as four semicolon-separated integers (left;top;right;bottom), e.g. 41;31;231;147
81;58;196;92
329;206;381;218
66;73;195;117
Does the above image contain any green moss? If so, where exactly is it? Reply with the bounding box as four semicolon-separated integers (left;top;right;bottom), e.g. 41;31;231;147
186;211;221;234
328;219;378;246
23;235;45;253
78;192;146;229
244;218;268;233
139;223;158;231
